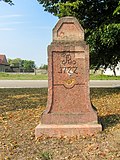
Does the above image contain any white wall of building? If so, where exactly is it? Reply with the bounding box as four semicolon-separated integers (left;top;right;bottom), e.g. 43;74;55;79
103;62;120;76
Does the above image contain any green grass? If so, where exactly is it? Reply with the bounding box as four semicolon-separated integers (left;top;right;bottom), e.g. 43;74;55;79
90;74;120;80
0;72;120;80
0;72;48;80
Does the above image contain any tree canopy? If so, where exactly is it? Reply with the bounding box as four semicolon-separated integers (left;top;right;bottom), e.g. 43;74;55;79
0;0;14;5
37;0;120;74
1;0;120;74
37;0;119;28
113;1;120;15
8;58;35;72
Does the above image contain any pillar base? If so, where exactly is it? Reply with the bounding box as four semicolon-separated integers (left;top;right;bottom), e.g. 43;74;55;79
35;123;102;138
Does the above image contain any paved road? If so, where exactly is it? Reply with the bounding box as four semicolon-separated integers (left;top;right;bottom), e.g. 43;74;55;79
0;80;120;88
0;80;48;88
90;80;120;88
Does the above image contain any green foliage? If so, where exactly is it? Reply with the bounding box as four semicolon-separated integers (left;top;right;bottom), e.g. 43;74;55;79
37;0;120;71
8;58;36;72
39;64;48;70
0;0;14;5
22;60;35;72
40;152;52;160
8;58;22;67
87;23;120;70
58;0;83;18
113;1;120;15
37;0;119;29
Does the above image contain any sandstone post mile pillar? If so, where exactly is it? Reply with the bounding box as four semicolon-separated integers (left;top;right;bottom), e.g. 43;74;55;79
35;17;102;138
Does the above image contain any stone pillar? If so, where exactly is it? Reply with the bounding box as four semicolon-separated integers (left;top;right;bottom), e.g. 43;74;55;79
35;17;102;138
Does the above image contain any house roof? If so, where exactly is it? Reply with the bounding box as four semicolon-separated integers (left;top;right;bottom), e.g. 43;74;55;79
0;54;8;65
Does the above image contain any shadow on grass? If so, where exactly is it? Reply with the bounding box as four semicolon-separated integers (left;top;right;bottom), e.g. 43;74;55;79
90;88;120;99
0;88;48;114
99;114;120;130
90;88;120;130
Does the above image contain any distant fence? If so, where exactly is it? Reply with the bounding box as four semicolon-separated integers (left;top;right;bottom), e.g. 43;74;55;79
36;69;48;74
90;69;104;75
5;69;48;75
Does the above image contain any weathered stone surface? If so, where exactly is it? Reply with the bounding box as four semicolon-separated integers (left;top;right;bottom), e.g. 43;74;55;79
53;16;84;41
35;124;102;138
35;16;102;138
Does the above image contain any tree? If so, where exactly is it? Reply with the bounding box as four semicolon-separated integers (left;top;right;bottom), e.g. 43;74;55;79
87;23;120;76
8;58;35;72
114;1;120;15
37;0;119;29
0;0;14;5
22;60;35;72
39;64;48;70
37;0;120;75
8;58;22;67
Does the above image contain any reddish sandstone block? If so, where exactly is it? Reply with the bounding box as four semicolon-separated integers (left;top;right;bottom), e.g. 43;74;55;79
35;16;102;138
35;124;102;138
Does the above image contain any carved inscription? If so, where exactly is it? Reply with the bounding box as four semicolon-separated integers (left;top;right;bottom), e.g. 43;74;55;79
58;53;78;76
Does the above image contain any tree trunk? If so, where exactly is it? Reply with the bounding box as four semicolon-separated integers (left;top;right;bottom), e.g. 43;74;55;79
113;65;117;76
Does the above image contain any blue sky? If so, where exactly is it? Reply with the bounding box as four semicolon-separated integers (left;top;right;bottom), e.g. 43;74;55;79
0;0;58;67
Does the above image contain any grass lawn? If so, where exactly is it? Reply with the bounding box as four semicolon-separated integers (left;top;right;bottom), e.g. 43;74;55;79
0;72;120;80
0;88;120;159
90;74;120;80
0;73;48;80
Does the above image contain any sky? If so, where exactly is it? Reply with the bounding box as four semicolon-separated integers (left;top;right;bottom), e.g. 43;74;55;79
0;0;58;67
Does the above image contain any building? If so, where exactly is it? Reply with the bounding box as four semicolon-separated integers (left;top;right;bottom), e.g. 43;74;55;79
103;62;120;76
0;54;10;72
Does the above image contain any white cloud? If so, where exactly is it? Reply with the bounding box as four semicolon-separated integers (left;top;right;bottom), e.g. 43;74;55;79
0;14;23;18
0;28;15;31
0;21;24;25
33;26;51;30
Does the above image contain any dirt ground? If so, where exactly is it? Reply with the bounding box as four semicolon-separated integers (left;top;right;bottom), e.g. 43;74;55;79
0;88;120;160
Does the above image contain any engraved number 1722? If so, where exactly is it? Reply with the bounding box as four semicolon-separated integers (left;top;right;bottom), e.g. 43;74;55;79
58;66;78;75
